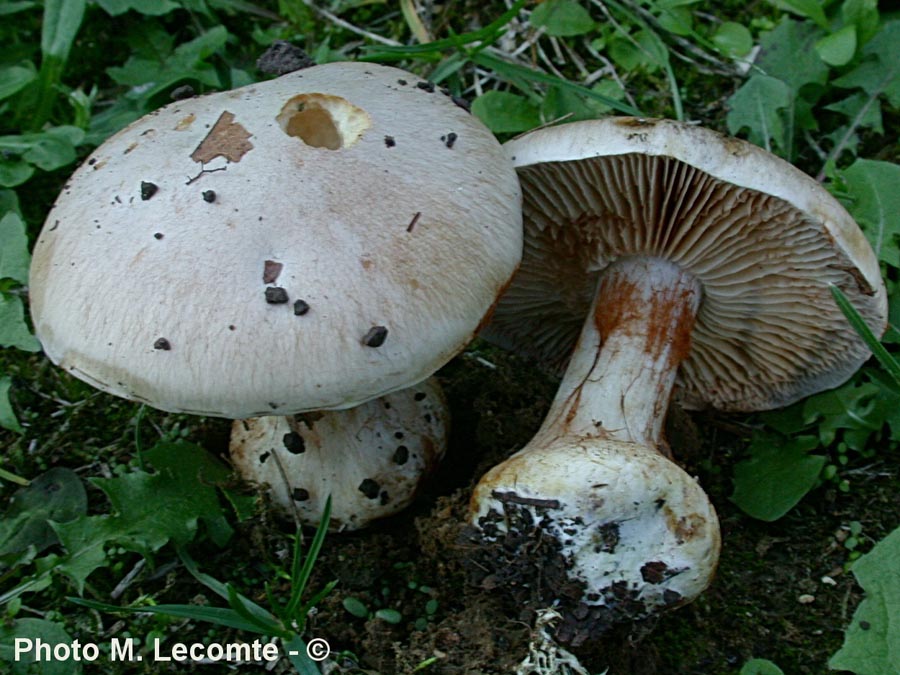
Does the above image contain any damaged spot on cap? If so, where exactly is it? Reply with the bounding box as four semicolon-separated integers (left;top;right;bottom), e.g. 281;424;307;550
191;111;254;164
265;287;289;304
175;113;196;130
358;478;380;499
153;337;171;350
363;326;388;347
140;182;158;200
277;93;370;150
263;260;283;284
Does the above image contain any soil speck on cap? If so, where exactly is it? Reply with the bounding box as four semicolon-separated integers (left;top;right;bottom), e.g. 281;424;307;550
153;338;171;350
283;431;306;454
292;487;311;502
384;135;396;148
293;299;310;316
452;95;471;112
259;451;270;463
171;84;195;100
140;182;158;200
202;190;216;203
154;233;164;240
416;81;435;93
363;326;388;347
397;79;407;85
393;446;409;465
265;287;289;304
263;260;283;284
359;478;380;499
443;132;458;149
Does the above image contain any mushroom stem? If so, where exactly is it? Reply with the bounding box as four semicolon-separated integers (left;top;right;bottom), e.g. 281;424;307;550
470;256;718;637
536;255;701;449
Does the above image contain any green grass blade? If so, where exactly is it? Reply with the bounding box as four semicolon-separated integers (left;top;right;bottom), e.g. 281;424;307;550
283;634;322;675
472;51;644;116
226;583;289;637
830;284;900;386
178;547;279;627
285;496;331;619
0;466;29;486
68;597;271;634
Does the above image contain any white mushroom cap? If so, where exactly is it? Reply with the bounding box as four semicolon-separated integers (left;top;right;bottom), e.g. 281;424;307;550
229;378;448;530
487;117;886;411
30;62;522;418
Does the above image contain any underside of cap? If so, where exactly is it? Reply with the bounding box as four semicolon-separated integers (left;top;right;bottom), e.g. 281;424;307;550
486;118;887;412
29;63;522;418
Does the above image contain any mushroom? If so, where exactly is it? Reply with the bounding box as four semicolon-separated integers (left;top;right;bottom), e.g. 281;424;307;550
469;117;887;638
230;377;448;530
29;62;522;526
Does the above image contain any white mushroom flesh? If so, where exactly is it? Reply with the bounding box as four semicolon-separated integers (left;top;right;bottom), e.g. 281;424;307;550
230;378;448;530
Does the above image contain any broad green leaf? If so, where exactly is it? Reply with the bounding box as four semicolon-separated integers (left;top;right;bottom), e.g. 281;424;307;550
829;526;900;673
840;159;900;267
825;93;883;135
0;619;82;675
0;468;87;556
712;22;753;58
0;293;40;352
0;211;30;284
107;26;229;102
803;376;900;449
656;6;693;37
540;81;625;121
767;0;828;29
529;0;595;37
816;25;857;67
756;18;829;92
41;0;86;62
0;159;33;188
94;0;180;15
726;74;792;153
0;63;36;101
834;21;900;108
842;0;880;45
740;659;785;675
471;91;540;133
0;376;23;433
51;441;232;592
609;29;669;73
731;433;824;521
0;127;85;172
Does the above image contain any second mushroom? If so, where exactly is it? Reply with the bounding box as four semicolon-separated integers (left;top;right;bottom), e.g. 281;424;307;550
469;117;887;642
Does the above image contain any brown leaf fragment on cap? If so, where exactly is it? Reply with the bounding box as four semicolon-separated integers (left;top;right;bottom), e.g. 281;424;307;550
191;111;254;164
263;260;283;283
